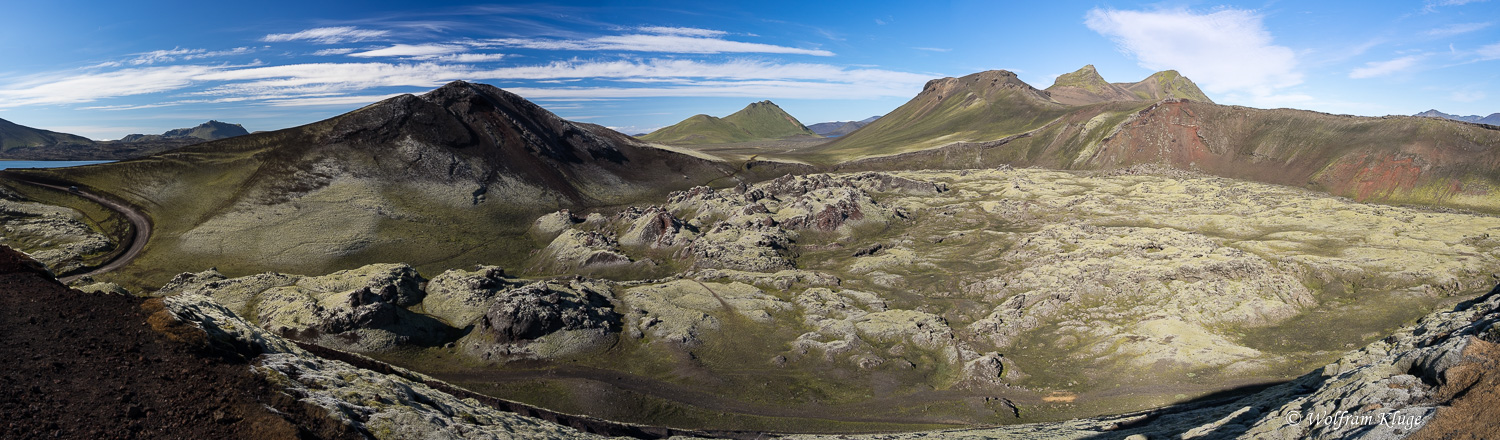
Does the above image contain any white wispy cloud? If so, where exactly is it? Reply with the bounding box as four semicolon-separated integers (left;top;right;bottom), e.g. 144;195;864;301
1085;8;1302;103
471;59;930;86
311;48;357;56
502;81;908;100
1427;22;1492;36
1480;42;1500;59
1349;55;1425;78
130;48;202;65
0;65;219;107
479;34;834;56
190;47;254;59
913;47;952;52
192;62;468;97
0;56;924;110
635;26;727;37
1451;90;1487;102
263;94;406;107
128;47;254;65
262;26;389;44
1425;0;1489;12
349;44;466;58
430;53;506;62
76;103;179;111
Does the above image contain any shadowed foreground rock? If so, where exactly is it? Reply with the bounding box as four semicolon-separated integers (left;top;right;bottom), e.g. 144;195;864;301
0;245;359;439
0;244;675;439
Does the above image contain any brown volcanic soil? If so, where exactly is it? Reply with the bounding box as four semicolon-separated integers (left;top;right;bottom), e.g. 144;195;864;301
0;245;358;439
1411;338;1500;440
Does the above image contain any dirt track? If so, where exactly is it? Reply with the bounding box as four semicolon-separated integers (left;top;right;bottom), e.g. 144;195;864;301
3;176;152;283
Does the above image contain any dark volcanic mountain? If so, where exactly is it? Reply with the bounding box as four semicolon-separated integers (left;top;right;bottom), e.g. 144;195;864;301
120;120;250;142
1415;109;1500;125
807;115;881;137
638;100;820;144
10;81;770;286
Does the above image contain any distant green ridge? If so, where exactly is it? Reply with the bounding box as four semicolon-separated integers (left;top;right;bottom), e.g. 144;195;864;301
1046;65;1138;105
809;70;1069;161
1119;70;1214;103
1048;65;1112;94
0;117;95;152
639;100;819;145
1047;65;1213;106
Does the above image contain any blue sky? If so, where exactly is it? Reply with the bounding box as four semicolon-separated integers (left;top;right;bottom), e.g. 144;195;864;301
1;0;1497;139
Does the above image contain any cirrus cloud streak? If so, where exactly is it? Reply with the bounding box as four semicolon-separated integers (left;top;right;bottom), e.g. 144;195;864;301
0;59;927;108
478;34;834;56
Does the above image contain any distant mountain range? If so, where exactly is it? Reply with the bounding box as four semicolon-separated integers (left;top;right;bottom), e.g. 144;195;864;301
0;119;249;160
119;120;249;143
11;81;795;284
1414;110;1500;125
806;116;881;137
637;100;820;144
10;64;1500;236
805;66;1500;213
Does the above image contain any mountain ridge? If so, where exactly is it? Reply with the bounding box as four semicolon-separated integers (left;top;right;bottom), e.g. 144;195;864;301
1046;65;1213;105
807;115;882;137
0;117;95;152
810;69;1072;158
120;120;249;143
1415;109;1500;125
639;100;820;144
6;80;779;287
0;118;246;161
807;67;1500;213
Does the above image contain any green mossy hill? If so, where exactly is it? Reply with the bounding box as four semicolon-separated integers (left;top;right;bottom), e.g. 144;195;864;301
1045;65;1138;105
10;80;749;288
1046;65;1213;106
639;100;819;145
0;117;95;152
809;70;1069;160
1120;69;1213;103
722;100;820;139
637;114;752;144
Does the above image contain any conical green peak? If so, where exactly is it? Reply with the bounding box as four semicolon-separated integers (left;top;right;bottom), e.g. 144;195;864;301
1049;65;1111;92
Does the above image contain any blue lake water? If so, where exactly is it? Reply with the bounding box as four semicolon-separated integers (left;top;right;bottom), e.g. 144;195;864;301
0;160;114;170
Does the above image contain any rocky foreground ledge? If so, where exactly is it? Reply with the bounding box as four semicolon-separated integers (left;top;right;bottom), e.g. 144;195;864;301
3;240;1498;439
788;288;1500;440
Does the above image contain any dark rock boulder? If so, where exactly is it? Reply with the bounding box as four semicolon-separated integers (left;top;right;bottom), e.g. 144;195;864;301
477;281;620;344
